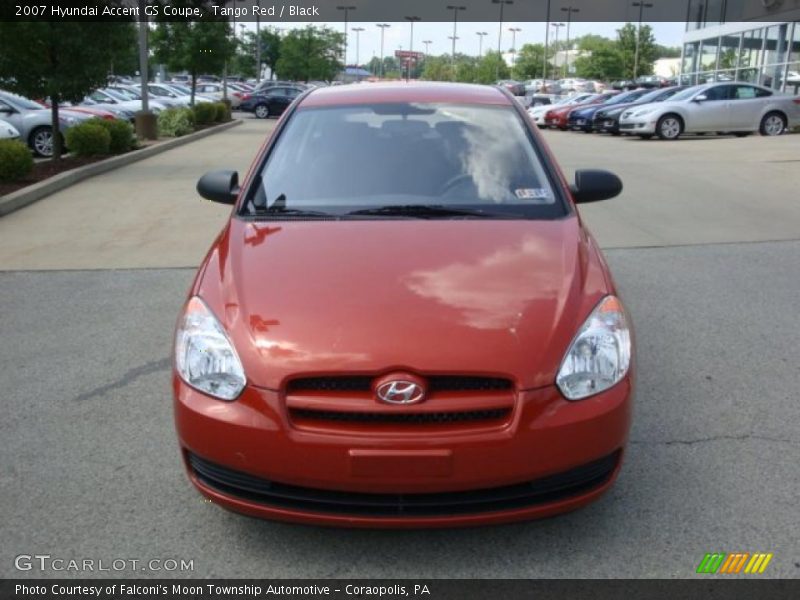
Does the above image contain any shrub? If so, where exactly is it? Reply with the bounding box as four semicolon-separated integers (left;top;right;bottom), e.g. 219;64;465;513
63;122;110;157
213;102;228;122
94;118;135;153
158;107;195;137
0;139;34;182
192;102;217;125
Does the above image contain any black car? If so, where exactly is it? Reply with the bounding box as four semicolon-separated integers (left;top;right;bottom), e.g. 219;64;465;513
240;86;305;119
567;88;651;133
592;86;689;135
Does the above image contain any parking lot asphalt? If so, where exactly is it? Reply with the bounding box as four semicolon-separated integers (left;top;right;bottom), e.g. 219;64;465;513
1;116;799;578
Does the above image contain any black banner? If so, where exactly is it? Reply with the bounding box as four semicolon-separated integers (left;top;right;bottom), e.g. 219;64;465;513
2;580;800;600
2;0;800;23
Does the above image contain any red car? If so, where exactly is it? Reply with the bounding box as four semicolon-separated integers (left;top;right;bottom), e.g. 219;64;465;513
175;82;634;528
544;92;618;130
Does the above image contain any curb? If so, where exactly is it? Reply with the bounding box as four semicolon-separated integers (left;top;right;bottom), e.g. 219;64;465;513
0;119;243;217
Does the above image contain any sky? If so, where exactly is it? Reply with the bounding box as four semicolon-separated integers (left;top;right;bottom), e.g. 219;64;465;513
237;21;687;65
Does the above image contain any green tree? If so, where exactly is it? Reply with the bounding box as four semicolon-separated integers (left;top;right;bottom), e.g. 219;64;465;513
0;10;136;160
616;23;658;78
574;46;625;81
151;1;236;104
275;26;344;82
475;51;509;84
421;55;453;82
512;43;546;80
256;28;283;80
655;44;682;59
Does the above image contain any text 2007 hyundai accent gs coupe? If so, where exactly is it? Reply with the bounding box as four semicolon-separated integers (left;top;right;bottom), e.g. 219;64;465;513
174;82;634;528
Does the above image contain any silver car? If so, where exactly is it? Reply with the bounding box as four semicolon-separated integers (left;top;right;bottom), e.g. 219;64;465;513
82;88;167;116
0;90;91;156
619;82;800;140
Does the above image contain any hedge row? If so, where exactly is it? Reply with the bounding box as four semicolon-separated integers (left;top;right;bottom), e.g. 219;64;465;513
64;118;136;158
158;102;230;138
0;139;34;182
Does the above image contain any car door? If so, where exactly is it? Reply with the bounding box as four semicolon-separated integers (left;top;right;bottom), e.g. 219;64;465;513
728;85;771;130
686;84;732;132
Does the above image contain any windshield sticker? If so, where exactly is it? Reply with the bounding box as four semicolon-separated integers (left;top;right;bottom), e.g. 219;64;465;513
515;188;553;203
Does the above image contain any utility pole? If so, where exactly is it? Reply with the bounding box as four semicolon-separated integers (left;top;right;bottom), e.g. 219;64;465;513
543;0;551;81
561;6;580;78
550;22;565;80
632;1;655;80
337;5;356;66
255;0;261;81
476;31;488;57
492;0;514;79
447;6;467;77
508;27;521;68
404;16;421;80
376;23;390;79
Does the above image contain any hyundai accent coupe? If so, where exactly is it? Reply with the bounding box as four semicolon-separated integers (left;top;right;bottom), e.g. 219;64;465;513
174;82;634;527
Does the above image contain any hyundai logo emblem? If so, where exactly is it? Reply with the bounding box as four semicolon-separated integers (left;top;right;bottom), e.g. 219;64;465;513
376;380;426;405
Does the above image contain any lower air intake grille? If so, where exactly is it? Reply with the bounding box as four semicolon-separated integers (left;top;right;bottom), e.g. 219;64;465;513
188;451;619;517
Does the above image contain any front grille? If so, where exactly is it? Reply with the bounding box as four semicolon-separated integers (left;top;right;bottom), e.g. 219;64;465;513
287;375;513;394
188;451;620;517
290;408;510;425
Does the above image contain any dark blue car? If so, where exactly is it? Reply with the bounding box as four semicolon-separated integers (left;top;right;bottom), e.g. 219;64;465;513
240;86;305;119
567;89;653;132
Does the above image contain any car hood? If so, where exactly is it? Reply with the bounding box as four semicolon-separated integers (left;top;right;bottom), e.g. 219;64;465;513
196;217;612;391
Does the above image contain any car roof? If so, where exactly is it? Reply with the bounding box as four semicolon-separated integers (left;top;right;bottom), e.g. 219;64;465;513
300;82;512;108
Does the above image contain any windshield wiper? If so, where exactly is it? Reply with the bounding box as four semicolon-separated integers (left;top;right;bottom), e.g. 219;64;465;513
345;205;510;219
257;207;333;218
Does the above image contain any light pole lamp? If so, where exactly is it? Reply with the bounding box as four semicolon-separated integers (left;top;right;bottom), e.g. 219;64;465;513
404;16;421;80
351;27;365;70
561;6;579;78
337;5;356;66
376;23;390;79
476;31;488;57
508;27;522;67
632;1;654;80
447;6;467;71
491;0;514;79
550;22;565;80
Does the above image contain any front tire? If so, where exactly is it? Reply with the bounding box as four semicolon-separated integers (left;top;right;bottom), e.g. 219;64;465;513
657;114;683;140
760;112;786;136
254;104;270;119
29;126;54;157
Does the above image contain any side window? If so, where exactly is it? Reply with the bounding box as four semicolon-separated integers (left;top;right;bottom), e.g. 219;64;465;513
90;91;107;102
733;85;757;99
287;89;301;98
704;85;731;101
0;99;13;111
755;87;772;97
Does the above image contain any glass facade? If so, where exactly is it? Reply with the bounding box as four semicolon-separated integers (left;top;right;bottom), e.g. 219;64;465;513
682;22;800;94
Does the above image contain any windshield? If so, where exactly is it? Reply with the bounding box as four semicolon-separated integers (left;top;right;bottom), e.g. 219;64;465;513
102;89;130;101
113;87;138;100
244;102;565;220
169;84;191;94
669;86;704;102
1;92;45;110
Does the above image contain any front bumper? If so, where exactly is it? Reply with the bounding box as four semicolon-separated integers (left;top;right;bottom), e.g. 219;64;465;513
174;374;633;527
619;117;657;134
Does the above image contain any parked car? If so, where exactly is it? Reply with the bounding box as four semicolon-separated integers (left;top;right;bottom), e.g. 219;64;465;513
497;79;526;96
593;86;688;135
194;83;225;100
567;88;652;133
254;80;307;93
525;79;562;94
543;92;618;130
227;83;253;109
0;119;20;140
180;81;633;527
239;86;305;119
527;93;595;128
110;85;182;109
83;88;167;116
0;90;91;156
162;83;216;104
619;82;800;140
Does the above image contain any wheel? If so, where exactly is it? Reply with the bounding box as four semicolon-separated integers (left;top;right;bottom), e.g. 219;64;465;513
760;112;786;136
29;126;54;157
656;114;683;140
254;103;270;119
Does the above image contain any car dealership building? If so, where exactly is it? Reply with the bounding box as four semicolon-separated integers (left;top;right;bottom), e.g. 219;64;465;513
680;1;800;94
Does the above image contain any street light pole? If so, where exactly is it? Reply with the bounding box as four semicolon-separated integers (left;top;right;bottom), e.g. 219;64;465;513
352;27;364;71
423;40;432;55
337;5;356;66
255;0;261;81
561;6;580;78
508;27;521;67
632;1;654;80
491;0;514;80
447;6;466;74
404;16;421;80
543;0;551;81
550;22;565;80
476;31;488;57
376;23;390;79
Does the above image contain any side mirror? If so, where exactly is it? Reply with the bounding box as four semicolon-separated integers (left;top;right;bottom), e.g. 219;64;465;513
570;169;623;204
693;94;708;102
197;170;240;205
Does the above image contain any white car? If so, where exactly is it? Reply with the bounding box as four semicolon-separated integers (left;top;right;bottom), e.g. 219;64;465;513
527;93;594;128
0;119;20;140
619;82;800;140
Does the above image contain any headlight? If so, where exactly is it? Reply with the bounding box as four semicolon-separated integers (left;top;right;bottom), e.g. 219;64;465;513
556;296;632;401
633;107;657;117
175;297;246;400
